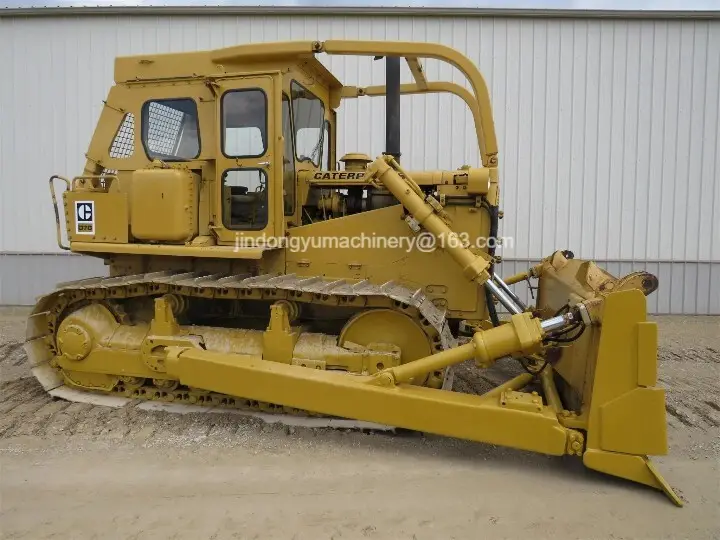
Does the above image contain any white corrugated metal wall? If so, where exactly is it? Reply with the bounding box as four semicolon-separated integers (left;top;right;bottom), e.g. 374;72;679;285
0;14;718;312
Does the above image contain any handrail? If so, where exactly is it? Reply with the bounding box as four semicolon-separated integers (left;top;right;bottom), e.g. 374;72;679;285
48;175;71;251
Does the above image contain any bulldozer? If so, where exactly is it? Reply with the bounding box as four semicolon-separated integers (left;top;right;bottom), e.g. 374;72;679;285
29;40;681;505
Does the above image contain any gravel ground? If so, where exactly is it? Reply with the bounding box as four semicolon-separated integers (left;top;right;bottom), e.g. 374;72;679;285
0;312;718;539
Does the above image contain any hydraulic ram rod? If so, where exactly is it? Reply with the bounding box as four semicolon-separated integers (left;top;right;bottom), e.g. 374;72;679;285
492;274;528;311
485;280;523;315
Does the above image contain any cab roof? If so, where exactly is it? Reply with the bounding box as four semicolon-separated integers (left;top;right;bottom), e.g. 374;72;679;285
114;40;343;90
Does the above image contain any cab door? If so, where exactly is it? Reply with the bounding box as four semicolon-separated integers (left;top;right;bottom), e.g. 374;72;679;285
213;74;284;244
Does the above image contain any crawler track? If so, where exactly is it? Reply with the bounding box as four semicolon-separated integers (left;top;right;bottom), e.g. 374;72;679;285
24;271;457;421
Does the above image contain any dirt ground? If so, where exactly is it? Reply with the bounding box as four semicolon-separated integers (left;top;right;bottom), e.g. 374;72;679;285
0;312;718;539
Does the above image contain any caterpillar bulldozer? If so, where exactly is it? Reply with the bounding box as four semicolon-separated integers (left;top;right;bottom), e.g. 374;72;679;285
29;40;681;505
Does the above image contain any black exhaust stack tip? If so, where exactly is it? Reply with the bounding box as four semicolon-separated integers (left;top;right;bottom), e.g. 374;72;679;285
384;55;401;161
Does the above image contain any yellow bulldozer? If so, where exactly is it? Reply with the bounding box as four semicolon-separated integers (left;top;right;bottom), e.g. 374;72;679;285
29;40;681;505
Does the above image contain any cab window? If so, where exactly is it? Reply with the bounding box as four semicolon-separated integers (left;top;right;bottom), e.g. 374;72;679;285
222;169;268;230
291;81;326;167
141;98;200;161
222;89;267;157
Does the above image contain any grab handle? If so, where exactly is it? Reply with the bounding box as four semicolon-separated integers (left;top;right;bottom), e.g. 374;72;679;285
49;175;71;251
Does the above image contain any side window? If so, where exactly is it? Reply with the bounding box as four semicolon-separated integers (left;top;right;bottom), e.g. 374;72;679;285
282;94;296;215
222;90;267;157
291;81;326;167
141;99;199;160
222;169;268;230
109;113;135;158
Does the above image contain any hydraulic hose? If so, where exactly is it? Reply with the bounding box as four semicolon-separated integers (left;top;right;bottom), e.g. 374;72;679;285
483;201;501;326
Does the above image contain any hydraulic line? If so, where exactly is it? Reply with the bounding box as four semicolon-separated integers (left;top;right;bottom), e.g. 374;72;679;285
483;202;501;326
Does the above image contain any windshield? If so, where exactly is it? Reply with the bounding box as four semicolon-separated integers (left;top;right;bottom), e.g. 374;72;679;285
291;81;326;167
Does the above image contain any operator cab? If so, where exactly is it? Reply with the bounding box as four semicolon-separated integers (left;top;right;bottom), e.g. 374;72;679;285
77;50;341;248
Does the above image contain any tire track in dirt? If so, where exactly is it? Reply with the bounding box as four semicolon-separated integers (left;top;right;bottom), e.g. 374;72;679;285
659;344;720;431
0;342;26;366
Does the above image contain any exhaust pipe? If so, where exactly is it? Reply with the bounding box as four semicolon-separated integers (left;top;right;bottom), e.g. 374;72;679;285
385;56;401;160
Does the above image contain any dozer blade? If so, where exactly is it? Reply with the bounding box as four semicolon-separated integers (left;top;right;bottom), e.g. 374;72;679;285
533;254;683;506
575;289;683;506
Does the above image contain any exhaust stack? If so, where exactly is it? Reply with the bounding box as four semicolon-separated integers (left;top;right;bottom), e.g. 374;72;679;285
385;56;401;160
